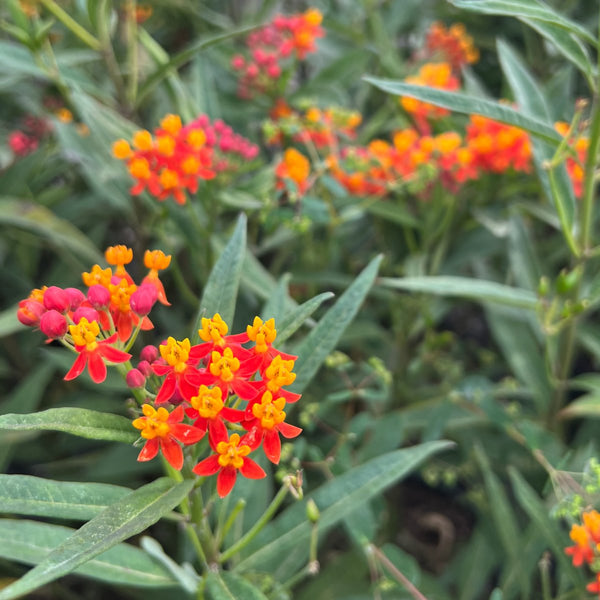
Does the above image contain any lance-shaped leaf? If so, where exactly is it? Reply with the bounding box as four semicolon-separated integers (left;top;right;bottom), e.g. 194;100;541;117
363;78;562;146
192;214;246;341
379;276;537;309
206;572;269;600
276;292;335;345
291;255;382;393
0;408;138;443
0;519;177;588
0;475;131;520
0;478;193;600
236;441;453;575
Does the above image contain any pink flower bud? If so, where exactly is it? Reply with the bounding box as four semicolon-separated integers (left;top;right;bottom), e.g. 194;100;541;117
126;368;146;389
267;64;281;79
231;55;245;70
137;360;153;377
130;284;157;316
17;299;45;326
43;286;70;313
72;306;100;324
87;284;111;309
39;310;68;339
64;287;85;311
140;345;159;363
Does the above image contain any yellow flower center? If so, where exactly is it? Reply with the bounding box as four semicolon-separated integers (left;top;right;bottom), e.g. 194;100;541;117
252;391;286;430
265;355;296;392
156;135;175;157
187;129;206;150
132;404;171;439
247;316;277;354
198;313;228;344
160;337;191;373
144;249;171;271
82;265;113;288
112;139;132;159
109;278;137;312
216;433;251;469
159;168;179;189
160;114;182;136
133;130;153;151
209;347;239;382
129;157;151;179
105;245;133;267
69;317;100;351
190;385;223;419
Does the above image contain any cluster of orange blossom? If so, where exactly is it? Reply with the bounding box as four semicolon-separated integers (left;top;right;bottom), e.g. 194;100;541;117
113;113;258;205
266;20;586;202
565;510;600;596
230;9;324;99
17;246;302;497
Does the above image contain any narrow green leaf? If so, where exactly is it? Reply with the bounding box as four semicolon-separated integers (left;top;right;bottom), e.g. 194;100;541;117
0;408;138;443
140;537;199;593
448;0;596;46
236;441;453;574
365;199;420;228
276;292;335;345
193;214;247;340
291;255;382;393
0;478;193;600
560;394;600;419
0;519;176;588
0;305;21;337
379;276;537;309
508;468;583;586
475;446;529;597
206;572;269;600
363;78;563;146
261;274;292;324
497;40;576;243
0;197;103;266
0;475;130;520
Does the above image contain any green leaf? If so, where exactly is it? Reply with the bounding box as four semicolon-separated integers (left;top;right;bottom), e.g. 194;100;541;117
0;408;138;443
140;537;199;593
0;197;103;266
559;394;600;419
193;214;247;341
276;292;335;345
0;478;193;600
0;519;176;588
497;40;576;247
448;0;596;46
261;274;292;324
205;572;269;600
379;276;537;309
363;78;562;146
365;199;420;228
508;468;583;587
236;441;453;575
291;255;382;393
0;305;22;337
0;475;130;520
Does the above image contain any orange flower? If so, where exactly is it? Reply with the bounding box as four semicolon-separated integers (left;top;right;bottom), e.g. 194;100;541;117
275;148;311;194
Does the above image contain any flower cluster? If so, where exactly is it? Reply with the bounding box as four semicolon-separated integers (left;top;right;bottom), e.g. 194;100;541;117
17;245;170;382
130;314;302;497
113;113;259;205
565;510;600;596
275;148;312;196
7;114;51;157
230;9;324;99
555;121;589;198
423;22;479;70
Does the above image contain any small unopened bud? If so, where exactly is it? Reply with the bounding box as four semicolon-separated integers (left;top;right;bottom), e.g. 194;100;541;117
137;360;153;377
537;276;550;297
87;284;110;309
306;498;320;523
140;345;159;363
43;286;70;313
64;287;85;310
126;368;146;389
130;284;157;316
39;310;68;339
17;299;45;326
72;306;100;324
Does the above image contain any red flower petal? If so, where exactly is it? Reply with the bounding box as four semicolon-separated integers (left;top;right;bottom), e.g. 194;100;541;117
192;454;221;476
231;378;261;400
99;343;132;364
138;438;159;462
87;350;107;383
220;407;245;422
263;430;281;464
64;351;87;381
152;363;171;376
167;405;184;423
156;372;176;403
278;421;302;438
240;456;266;480
170;423;205;445
217;466;237;497
160;436;184;470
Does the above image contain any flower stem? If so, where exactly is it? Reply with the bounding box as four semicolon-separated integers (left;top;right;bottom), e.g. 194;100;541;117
38;0;101;50
219;482;289;563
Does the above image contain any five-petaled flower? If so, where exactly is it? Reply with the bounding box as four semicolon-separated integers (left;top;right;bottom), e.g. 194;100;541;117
153;337;203;403
64;317;131;383
132;404;204;469
192;432;265;497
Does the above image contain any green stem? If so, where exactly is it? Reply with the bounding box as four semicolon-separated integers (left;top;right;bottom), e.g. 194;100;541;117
219;483;289;563
124;0;139;108
38;0;101;50
217;499;246;547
